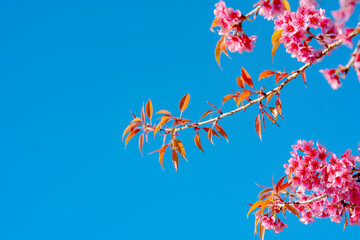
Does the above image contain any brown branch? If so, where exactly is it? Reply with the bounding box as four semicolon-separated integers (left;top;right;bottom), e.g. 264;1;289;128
168;28;360;134
342;39;360;74
295;194;328;205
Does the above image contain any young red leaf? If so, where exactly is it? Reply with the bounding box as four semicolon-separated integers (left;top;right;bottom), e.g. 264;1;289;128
194;132;205;152
276;97;283;119
262;111;265;130
222;94;237;104
125;129;141;148
199;110;214;121
259;70;276;80
214;123;228;142
138;133;144;155
275;176;286;194
241;67;254;88
264;110;274;123
301;70;307;87
145;99;153;119
257;188;273;198
344;213;348;231
179;94;190;113
236;76;245;89
172;150;179;172
255;114;262;142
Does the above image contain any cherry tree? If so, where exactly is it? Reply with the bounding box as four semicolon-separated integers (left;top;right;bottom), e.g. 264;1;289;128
123;0;360;238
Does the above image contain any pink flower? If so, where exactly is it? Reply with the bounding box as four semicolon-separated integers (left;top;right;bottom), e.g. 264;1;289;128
320;69;341;89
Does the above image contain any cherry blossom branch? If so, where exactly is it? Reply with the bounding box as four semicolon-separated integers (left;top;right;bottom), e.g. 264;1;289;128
295;194;328;205
342;39;360;74
245;5;261;18
172;28;360;134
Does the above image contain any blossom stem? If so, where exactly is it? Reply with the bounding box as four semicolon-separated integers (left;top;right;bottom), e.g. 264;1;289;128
161;29;360;134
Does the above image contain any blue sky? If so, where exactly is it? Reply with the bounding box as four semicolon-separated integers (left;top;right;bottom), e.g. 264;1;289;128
0;0;359;239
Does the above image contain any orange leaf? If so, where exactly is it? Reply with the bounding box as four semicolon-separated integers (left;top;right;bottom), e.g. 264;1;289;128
241;67;254;88
194;132;205;152
301;70;307;87
210;18;218;32
260;197;271;215
268;107;278;121
172;150;179;172
214;123;228;142
254;216;260;235
272;30;283;62
259;224;265;240
122;122;140;140
237;90;251;106
276;97;283;119
208;128;214;144
259;70;276;80
156;110;172;115
236;76;245;89
257;188;273;198
344;213;348;231
222;94;237;104
130;117;142;124
159;144;169;169
285;203;300;218
215;35;226;69
154;115;172;136
125;129;141;148
141;104;145;122
247;200;263;218
138;133;144;155
199;110;214;121
266;91;276;106
255;114;262;142
179;93;190;113
173;139;187;160
282;0;291;11
145;99;153;119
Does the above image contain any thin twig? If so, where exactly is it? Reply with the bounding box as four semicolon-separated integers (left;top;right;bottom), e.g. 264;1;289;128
342;39;360;74
169;28;360;134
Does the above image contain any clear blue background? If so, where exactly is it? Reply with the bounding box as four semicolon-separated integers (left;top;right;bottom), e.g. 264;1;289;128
0;0;359;239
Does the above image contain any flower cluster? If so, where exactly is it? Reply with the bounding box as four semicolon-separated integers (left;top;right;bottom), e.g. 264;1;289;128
256;0;286;20
213;1;257;54
256;213;288;233
274;0;337;63
319;68;342;89
332;0;360;29
284;140;360;225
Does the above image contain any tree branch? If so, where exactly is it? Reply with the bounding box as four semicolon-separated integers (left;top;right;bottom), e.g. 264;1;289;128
169;28;360;134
